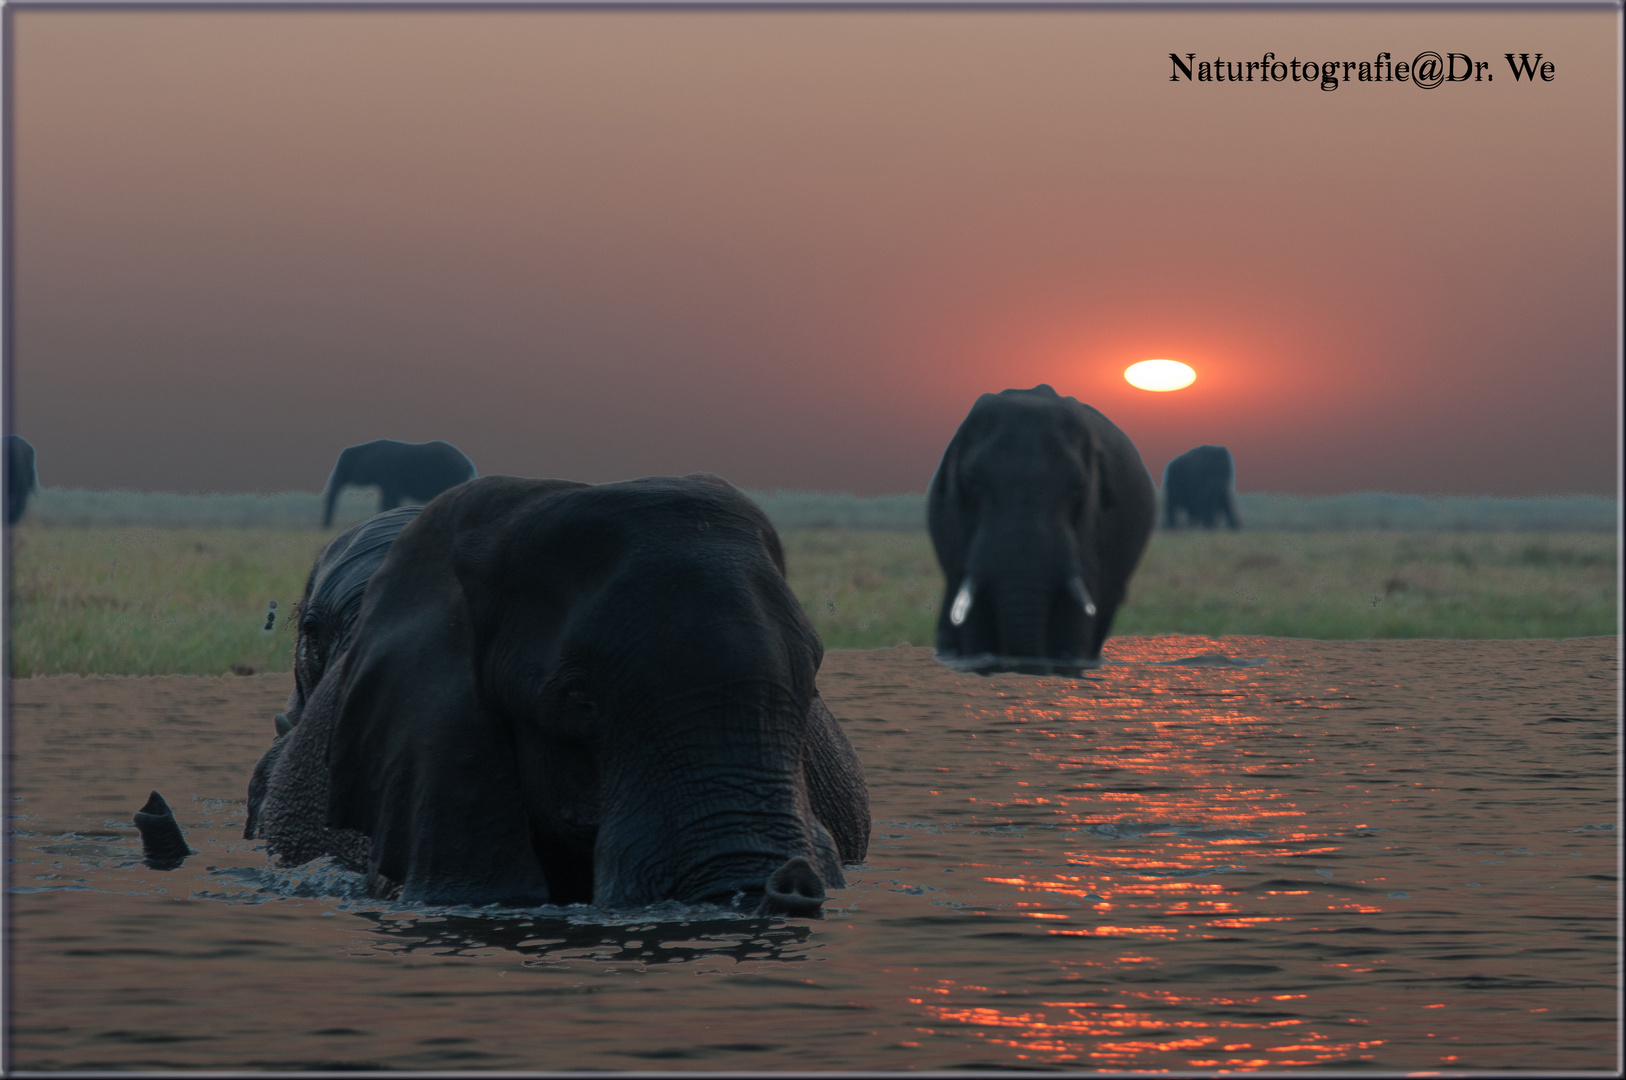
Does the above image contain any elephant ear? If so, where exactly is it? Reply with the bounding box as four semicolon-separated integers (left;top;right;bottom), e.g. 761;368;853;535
925;422;975;576
324;478;579;906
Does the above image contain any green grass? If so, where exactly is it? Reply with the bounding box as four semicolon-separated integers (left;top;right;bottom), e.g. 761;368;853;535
23;489;386;530
7;522;1616;676
6;525;321;677
1111;530;1618;641
784;529;1618;648
22;487;1619;533
781;530;944;651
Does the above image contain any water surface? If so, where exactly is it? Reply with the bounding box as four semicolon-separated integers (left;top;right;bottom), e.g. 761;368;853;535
6;636;1618;1071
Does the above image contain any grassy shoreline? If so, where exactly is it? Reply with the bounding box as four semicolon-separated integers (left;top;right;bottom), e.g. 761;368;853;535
6;521;1617;677
18;487;1620;533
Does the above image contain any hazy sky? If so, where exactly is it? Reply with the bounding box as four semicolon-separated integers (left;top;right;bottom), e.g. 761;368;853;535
7;6;1619;496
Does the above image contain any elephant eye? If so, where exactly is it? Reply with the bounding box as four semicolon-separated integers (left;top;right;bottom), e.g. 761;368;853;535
538;668;599;733
549;675;598;716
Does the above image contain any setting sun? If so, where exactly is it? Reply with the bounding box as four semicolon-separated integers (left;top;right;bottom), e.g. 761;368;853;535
1125;359;1196;392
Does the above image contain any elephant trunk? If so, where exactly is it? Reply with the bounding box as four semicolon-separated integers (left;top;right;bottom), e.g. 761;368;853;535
133;790;192;869
321;479;341;529
321;449;357;528
590;694;844;918
968;522;1086;665
596;798;841;918
992;589;1051;667
583;563;843;917
758;856;828;918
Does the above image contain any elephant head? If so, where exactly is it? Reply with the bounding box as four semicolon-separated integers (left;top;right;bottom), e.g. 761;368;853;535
322;438;477;527
251;474;869;916
926;385;1155;675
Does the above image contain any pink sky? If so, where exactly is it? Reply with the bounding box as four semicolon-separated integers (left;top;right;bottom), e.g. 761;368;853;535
7;7;1619;495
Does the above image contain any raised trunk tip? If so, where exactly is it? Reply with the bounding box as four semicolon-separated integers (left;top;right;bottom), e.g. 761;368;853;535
133;789;192;869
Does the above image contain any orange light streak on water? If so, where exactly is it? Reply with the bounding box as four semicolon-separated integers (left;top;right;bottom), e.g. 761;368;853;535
1208;916;1292;928
922;990;1391;1068
872;638;1484;1070
903;654;1451;1067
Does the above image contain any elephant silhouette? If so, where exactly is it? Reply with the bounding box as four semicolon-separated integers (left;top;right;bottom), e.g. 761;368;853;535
1162;444;1239;529
6;434;38;525
321;439;476;528
927;385;1156;675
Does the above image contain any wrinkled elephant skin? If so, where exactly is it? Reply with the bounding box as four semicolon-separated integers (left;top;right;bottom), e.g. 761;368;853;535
248;474;870;914
927;385;1156;675
245;506;421;840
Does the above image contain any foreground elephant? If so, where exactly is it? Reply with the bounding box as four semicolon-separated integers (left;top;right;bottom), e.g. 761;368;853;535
322;438;476;527
6;434;37;525
1162;444;1239;530
927;385;1155;675
248;474;870;915
244;506;422;838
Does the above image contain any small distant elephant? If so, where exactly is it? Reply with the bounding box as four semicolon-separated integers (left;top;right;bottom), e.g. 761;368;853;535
927;385;1156;675
247;474;870;915
6;434;38;525
322;439;476;528
1162;445;1239;530
244;506;422;839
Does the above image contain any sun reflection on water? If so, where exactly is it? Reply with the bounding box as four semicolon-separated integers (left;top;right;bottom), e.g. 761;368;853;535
845;638;1539;1070
914;979;1391;1067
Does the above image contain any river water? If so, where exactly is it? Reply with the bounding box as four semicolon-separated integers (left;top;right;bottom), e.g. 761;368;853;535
5;636;1618;1072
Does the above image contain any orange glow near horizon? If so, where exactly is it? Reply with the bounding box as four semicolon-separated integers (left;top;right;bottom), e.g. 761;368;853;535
1124;359;1197;392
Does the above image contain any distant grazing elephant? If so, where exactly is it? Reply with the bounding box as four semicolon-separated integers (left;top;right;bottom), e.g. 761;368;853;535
927;385;1156;675
247;474;870;915
1162;444;1239;530
244;506;421;839
322;439;476;528
6;434;38;525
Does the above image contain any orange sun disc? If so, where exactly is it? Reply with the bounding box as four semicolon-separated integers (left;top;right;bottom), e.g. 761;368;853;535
1124;359;1196;392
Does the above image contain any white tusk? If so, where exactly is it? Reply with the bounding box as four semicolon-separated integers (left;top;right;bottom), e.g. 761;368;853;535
1070;576;1097;617
950;580;974;626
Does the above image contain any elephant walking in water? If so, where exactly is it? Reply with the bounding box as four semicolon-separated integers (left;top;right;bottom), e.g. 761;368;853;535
1162;444;1239;529
6;435;38;525
927;385;1156;675
248;474;870;915
321;438;476;527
